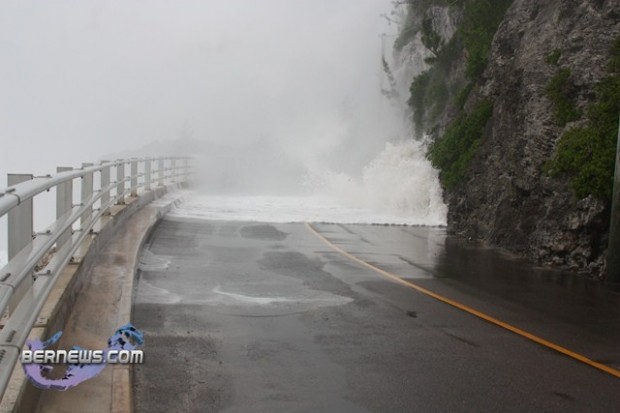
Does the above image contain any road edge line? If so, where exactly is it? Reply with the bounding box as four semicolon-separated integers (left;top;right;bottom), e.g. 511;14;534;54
304;222;620;379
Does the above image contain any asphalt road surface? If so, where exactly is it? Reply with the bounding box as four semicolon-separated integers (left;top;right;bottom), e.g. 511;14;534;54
132;217;620;413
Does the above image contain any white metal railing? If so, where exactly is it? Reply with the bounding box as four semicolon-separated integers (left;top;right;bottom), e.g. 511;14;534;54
0;156;191;399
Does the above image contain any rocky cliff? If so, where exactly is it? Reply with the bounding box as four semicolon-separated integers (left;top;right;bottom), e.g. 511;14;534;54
394;0;620;277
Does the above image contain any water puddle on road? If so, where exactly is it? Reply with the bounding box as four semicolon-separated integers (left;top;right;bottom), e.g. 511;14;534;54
138;250;171;271
134;278;353;317
135;280;183;305
212;285;352;307
207;283;354;316
212;286;297;305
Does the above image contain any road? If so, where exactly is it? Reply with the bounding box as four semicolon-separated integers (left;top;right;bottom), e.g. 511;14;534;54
132;217;620;412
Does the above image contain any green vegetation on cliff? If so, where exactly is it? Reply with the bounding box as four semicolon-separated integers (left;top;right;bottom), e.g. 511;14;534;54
429;99;493;189
393;0;455;52
461;0;513;80
545;68;581;126
393;0;619;275
403;0;512;186
547;37;620;202
545;48;562;66
402;1;617;202
409;65;449;135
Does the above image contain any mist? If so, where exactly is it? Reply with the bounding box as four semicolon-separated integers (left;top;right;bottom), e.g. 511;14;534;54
1;0;393;187
0;0;447;261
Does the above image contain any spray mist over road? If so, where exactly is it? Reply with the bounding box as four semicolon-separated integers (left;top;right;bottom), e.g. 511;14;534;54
155;1;448;225
0;1;447;261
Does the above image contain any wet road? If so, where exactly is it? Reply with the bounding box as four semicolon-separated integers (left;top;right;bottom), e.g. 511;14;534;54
132;217;620;412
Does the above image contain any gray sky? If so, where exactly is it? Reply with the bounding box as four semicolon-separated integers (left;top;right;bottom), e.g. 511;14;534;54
0;0;399;254
1;0;392;181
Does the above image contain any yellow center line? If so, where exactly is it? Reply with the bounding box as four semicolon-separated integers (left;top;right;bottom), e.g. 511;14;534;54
304;222;620;379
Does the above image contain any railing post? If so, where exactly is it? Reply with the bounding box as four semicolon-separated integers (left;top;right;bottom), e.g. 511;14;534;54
607;115;620;284
56;167;73;250
145;158;152;191
116;160;125;204
158;158;164;186
171;158;177;183
81;163;94;230
130;158;138;197
7;173;34;314
100;160;111;214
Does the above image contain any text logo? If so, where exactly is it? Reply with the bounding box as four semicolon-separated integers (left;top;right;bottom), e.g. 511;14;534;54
21;323;144;391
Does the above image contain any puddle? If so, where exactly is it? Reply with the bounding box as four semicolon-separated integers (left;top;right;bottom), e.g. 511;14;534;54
135;280;182;304
213;286;296;305
138;250;171;271
207;283;354;316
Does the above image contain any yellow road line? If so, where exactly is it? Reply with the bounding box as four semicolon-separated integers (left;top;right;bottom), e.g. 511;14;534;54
304;222;620;379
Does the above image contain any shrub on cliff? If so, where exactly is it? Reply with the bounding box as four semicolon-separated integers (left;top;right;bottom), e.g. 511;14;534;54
545;68;581;126
428;99;493;189
547;37;620;202
404;0;513;136
461;0;513;80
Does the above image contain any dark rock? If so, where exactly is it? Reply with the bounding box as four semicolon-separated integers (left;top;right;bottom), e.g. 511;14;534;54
447;0;619;277
404;0;620;277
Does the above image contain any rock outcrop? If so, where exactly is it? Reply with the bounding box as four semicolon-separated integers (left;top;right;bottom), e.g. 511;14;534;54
396;0;620;277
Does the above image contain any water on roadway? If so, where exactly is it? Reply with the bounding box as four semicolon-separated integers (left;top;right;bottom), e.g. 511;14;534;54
132;212;620;412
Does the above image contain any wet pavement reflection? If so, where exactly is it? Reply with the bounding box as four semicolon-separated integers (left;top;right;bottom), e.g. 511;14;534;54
431;236;620;345
134;219;620;412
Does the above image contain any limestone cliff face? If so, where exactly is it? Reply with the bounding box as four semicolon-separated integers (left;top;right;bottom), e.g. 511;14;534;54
397;0;620;276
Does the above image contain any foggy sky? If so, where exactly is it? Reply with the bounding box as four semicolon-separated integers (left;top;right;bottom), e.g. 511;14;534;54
1;0;393;182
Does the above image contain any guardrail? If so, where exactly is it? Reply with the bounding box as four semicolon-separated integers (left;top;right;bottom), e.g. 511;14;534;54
0;156;191;400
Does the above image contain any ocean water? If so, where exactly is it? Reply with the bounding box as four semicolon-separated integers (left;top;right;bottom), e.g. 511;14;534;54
168;194;436;225
171;139;447;226
304;140;447;225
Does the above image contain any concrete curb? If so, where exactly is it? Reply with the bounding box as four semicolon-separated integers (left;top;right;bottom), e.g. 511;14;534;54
0;185;185;413
110;190;183;413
